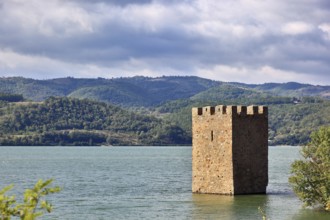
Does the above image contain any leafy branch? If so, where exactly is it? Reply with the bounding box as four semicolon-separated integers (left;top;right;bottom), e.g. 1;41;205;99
0;179;61;220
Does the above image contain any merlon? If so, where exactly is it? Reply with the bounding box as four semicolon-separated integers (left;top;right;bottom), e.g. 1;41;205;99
192;105;268;116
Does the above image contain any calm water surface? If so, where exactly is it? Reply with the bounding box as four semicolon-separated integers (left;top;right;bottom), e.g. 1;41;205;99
0;146;329;220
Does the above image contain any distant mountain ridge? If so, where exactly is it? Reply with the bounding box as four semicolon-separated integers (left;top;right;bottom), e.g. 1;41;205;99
0;76;329;146
232;81;330;99
0;76;329;105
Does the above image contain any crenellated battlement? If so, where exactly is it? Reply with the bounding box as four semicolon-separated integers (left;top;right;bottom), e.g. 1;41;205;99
192;105;268;116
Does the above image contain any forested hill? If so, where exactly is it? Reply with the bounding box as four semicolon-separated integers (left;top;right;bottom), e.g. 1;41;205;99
0;76;220;106
0;76;329;146
0;76;329;106
157;95;330;146
0;97;189;146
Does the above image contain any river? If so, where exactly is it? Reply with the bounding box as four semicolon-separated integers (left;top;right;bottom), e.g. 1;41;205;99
0;146;329;219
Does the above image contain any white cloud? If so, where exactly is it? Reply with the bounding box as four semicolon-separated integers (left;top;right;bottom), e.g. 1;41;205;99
319;23;330;40
196;64;325;85
281;22;314;35
1;0;94;37
120;4;173;32
0;49;98;78
0;49;171;79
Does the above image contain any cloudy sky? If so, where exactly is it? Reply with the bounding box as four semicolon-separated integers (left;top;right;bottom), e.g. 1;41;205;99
0;0;329;85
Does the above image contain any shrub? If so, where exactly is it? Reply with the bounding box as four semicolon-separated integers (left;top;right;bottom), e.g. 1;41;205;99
289;127;330;211
0;179;61;219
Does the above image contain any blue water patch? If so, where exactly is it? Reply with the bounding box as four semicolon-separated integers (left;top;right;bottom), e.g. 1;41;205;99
0;146;329;219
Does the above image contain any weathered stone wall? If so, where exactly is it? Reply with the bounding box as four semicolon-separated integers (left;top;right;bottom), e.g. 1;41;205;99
192;105;268;195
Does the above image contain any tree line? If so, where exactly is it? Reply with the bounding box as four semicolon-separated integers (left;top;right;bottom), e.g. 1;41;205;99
0;93;24;102
0;97;190;146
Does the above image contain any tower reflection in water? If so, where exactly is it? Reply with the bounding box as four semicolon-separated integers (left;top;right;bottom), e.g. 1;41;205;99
192;193;268;220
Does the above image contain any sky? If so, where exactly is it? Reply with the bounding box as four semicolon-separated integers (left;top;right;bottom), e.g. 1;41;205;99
0;0;329;85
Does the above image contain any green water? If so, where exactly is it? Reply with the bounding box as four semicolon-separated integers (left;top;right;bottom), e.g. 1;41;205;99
0;146;329;219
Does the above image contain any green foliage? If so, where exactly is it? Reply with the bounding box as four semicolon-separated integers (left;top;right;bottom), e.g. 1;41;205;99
1;76;329;146
0;76;220;106
289;127;330;211
0;185;17;219
0;97;189;146
239;81;330;98
69;84;151;106
159;97;330;146
0;179;61;220
190;84;294;105
0;93;24;102
1;76;329;105
268;101;330;145
68;76;221;107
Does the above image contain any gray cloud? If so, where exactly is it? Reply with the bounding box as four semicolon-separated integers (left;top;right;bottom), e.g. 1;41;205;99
67;0;153;6
0;0;329;85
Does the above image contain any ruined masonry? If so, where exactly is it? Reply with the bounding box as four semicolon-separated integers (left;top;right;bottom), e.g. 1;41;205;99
192;105;268;195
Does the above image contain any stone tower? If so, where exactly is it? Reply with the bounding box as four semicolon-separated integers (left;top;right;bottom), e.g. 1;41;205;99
192;105;268;195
